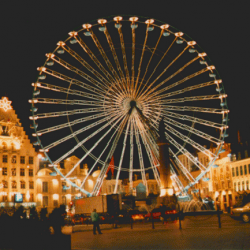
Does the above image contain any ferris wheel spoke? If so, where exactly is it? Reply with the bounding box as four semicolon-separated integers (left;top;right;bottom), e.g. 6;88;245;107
134;117;148;191
164;121;216;159
36;112;109;135
44;112;120;152
163;105;228;115
138;29;163;97
165;132;206;171
116;26;130;88
143;67;209;102
90;32;122;84
169;148;195;183
36;107;110;119
103;27;127;89
59;44;111;88
80;117;124;189
53;111;126;165
129;119;134;193
92;115;129;196
164;116;223;144
134;27;149;96
138;45;189;98
74;35;116;84
114;120;130;193
66;113;126;178
46;54;108;93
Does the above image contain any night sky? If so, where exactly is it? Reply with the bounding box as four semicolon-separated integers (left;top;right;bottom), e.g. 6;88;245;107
1;0;249;148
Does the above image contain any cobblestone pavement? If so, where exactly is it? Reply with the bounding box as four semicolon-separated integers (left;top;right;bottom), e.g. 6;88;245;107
71;214;250;250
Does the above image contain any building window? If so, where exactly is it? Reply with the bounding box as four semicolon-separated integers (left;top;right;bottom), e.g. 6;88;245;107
2;167;7;176
12;155;16;163
29;181;34;189
43;196;48;207
249;164;250;174
53;200;59;207
228;180;231;189
11;168;16;176
2;194;7;202
244;165;247;175
62;196;66;205
242;181;245;191
221;181;225;189
238;182;241;192
3;155;8;163
232;168;235;177
42;182;48;193
3;180;8;189
29;156;34;164
20;168;25;176
20;156;25;164
236;167;239;176
247;181;249;190
240;166;243;176
29;169;33;177
234;182;237;191
62;182;66;193
20;181;25;189
108;185;111;193
11;181;17;189
30;193;34;202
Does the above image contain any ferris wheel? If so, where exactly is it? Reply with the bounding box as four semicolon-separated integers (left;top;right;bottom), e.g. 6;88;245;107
29;16;229;197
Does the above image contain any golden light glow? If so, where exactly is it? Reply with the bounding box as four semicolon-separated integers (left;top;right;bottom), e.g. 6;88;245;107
160;24;170;29
175;32;184;37
31;82;41;87
88;179;94;187
29;116;38;120
207;65;215;70
129;17;139;22
37;193;42;200
0;97;12;112
214;80;222;84
98;19;107;24
53;194;59;200
29;99;38;103
68;31;78;37
52;179;58;185
187;41;196;46
160;188;174;197
145;19;154;24
82;23;92;29
32;132;42;137
45;53;55;58
37;67;46;72
57;41;65;46
113;16;123;22
198;52;207;57
26;191;30;200
66;194;71;199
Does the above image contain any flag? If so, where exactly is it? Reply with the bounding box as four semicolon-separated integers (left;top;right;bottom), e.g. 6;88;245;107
106;156;114;175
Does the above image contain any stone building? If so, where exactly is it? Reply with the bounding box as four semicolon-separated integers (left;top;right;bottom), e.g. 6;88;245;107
0;96;122;214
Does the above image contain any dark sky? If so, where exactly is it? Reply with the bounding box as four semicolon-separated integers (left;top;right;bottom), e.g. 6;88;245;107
1;0;249;147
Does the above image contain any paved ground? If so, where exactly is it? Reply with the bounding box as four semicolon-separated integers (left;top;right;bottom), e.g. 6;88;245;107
71;214;250;250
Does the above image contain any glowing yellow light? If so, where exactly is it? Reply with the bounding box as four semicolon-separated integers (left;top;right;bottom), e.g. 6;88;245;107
129;17;139;22
68;31;78;36
38;154;43;159
98;19;107;24
187;41;196;46
31;82;41;87
45;53;55;58
66;194;71;199
145;19;154;24
207;65;215;70
198;52;207;57
82;23;92;29
113;16;123;22
29;116;38;120
32;132;42;136
53;194;59;200
52;179;58;185
160;24;170;29
57;41;65;46
0;97;12;112
214;80;222;84
219;94;227;99
37;193;42;200
175;32;184;37
26;191;30;200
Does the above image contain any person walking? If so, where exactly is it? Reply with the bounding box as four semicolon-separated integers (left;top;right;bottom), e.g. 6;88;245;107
91;209;102;235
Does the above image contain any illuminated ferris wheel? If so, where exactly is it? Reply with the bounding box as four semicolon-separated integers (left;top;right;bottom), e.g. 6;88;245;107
29;16;229;197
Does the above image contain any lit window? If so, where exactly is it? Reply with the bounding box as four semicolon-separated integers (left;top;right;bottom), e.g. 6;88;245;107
29;181;34;189
234;182;237;191
236;167;239;176
53;200;59;207
29;169;33;177
240;166;243;175
12;181;17;189
12;155;16;163
3;155;8;163
29;156;34;164
2;167;7;176
11;168;16;176
238;182;241;191
247;181;249;190
244;165;247;175
242;181;245;191
43;196;48;207
20;156;25;164
3;180;8;188
20;181;25;189
20;168;25;176
232;168;235;177
248;164;250;174
42;182;48;193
